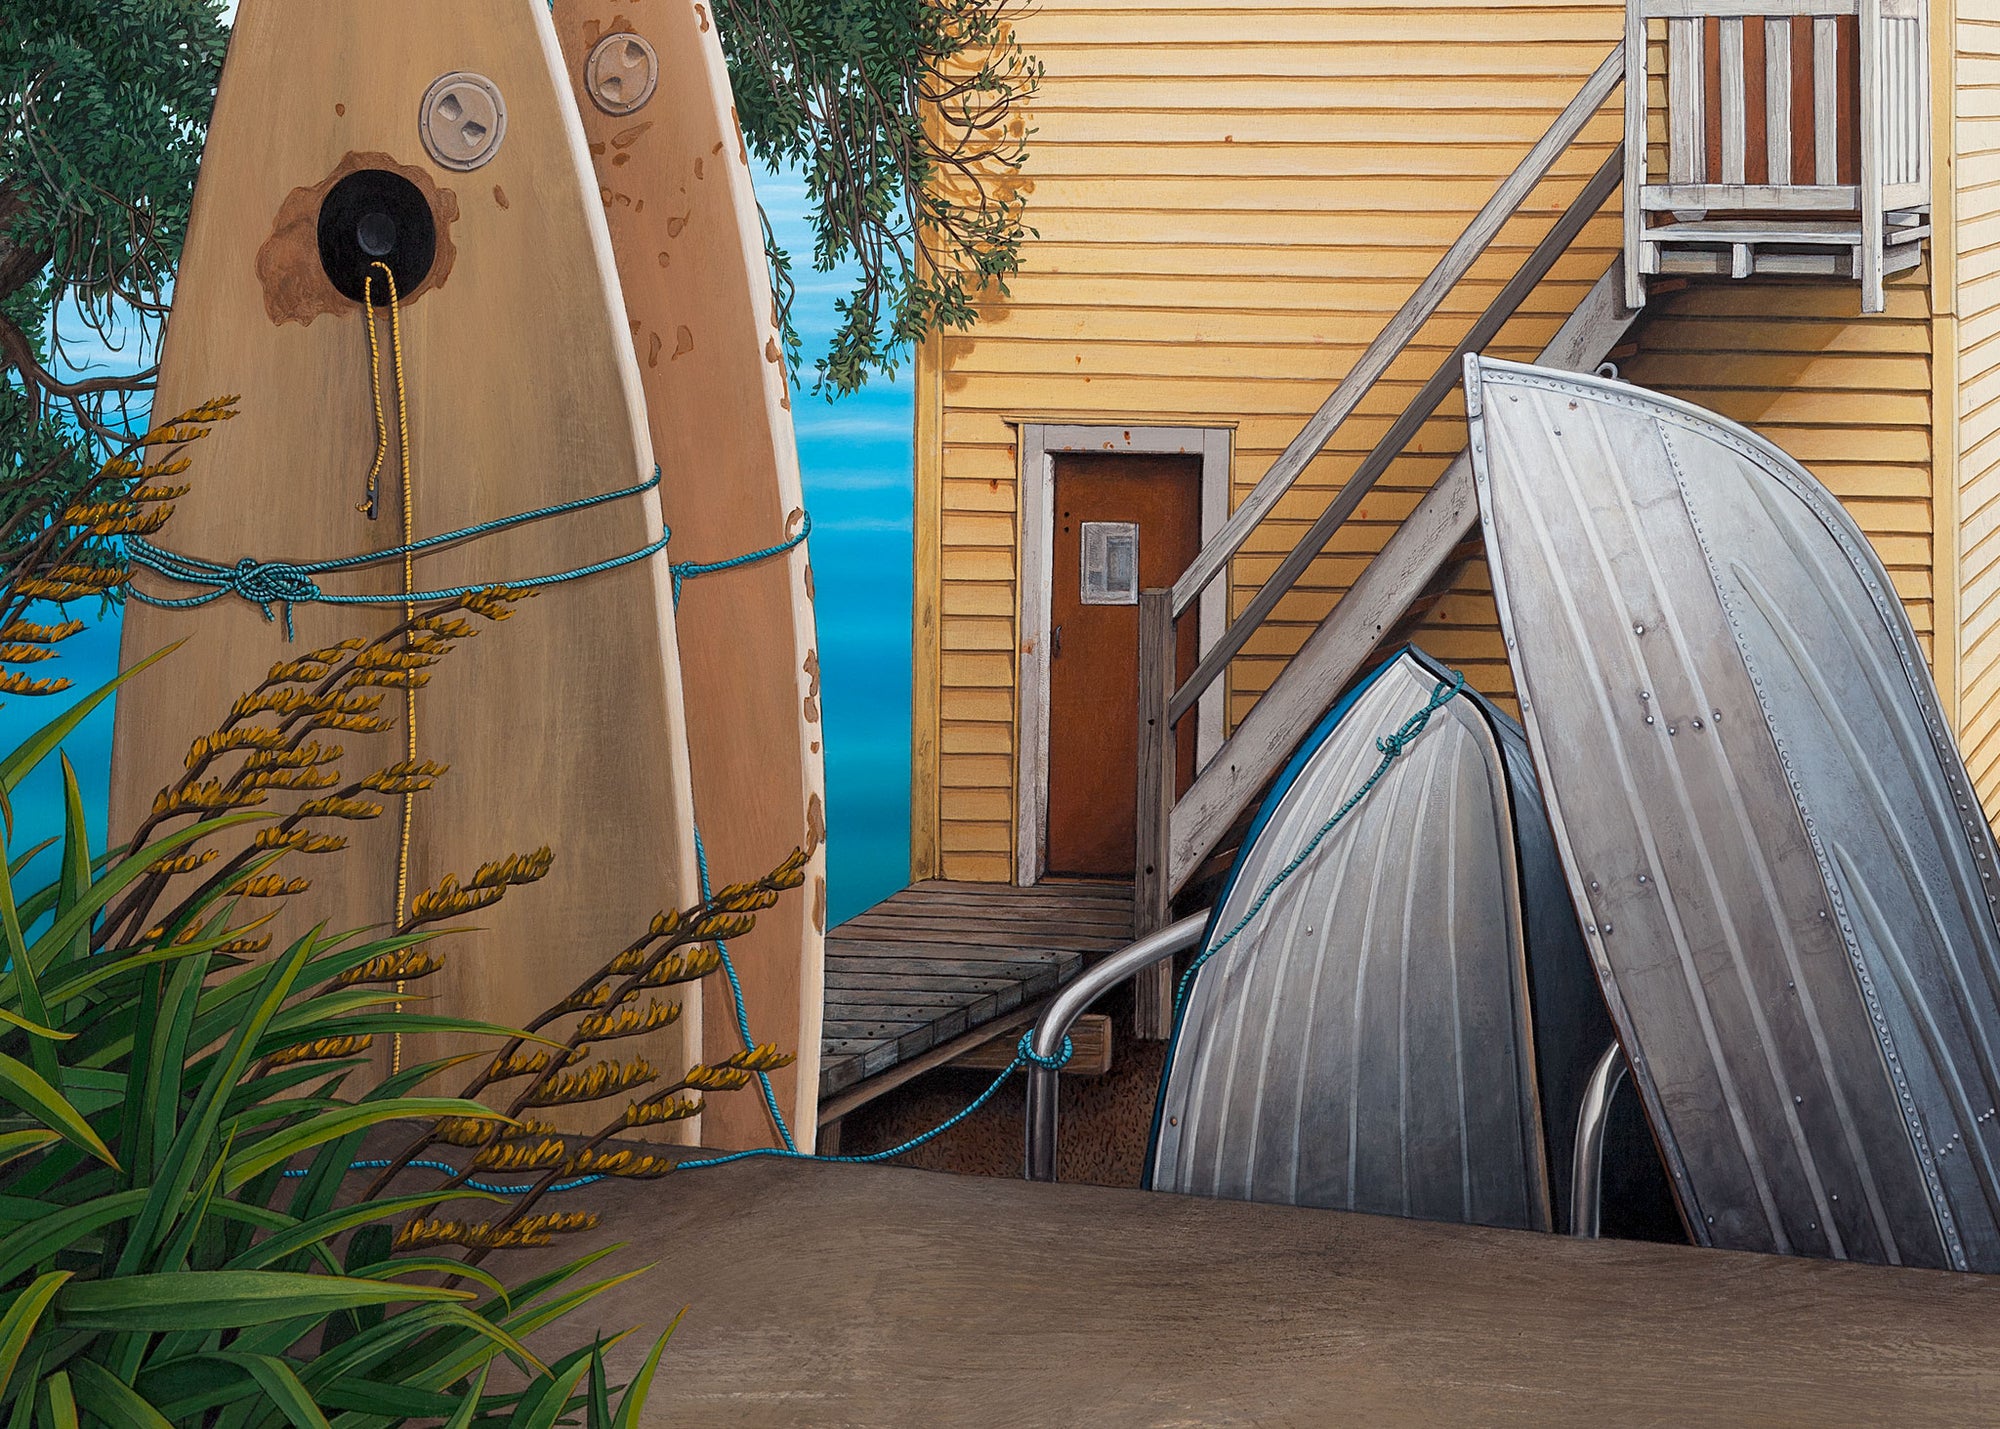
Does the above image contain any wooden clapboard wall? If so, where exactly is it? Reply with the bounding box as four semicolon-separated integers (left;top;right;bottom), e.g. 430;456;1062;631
1955;0;2000;818
910;0;1953;883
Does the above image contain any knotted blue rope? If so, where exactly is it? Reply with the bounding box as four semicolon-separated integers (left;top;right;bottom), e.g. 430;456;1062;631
669;510;811;608
127;469;671;639
674;1030;1073;1172
1173;672;1466;1018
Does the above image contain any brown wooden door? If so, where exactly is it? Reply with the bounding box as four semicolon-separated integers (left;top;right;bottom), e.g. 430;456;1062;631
1045;452;1202;877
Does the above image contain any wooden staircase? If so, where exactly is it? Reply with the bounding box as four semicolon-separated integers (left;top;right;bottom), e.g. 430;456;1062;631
1126;4;1933;1035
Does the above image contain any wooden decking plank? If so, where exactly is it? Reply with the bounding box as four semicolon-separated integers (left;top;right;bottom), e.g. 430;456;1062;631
829;954;1081;982
826;971;1019;995
848;897;1134;927
828;943;1077;969
824;987;983;1010
903;879;1131;904
832;917;1132;947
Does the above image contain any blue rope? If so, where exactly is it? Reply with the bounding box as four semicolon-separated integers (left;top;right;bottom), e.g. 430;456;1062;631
674;1031;1073;1172
1172;673;1465;1020
671;508;815;1152
693;824;799;1153
127;469;670;639
279;1157;602;1195
669;510;811;608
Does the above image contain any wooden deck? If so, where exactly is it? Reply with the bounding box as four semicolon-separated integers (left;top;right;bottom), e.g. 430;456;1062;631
819;880;1135;1110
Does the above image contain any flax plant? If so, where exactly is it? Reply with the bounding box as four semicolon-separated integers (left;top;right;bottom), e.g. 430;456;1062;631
0;407;802;1423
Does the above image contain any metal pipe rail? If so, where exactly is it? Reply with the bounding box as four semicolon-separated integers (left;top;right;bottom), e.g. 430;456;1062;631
1570;1040;1630;1239
1024;913;1208;1182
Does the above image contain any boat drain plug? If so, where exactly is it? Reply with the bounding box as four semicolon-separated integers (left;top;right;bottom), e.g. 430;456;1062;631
316;169;438;306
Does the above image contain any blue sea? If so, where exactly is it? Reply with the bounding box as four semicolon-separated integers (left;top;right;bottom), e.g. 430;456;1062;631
4;163;915;928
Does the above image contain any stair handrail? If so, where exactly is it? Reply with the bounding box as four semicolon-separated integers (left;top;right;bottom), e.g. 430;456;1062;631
1163;45;1627;625
1163;143;1626;729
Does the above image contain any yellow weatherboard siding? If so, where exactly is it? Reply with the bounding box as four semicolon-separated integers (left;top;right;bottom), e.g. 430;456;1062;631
1956;0;2000;819
917;0;1951;881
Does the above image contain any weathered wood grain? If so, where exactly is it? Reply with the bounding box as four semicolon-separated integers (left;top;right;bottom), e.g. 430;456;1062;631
553;0;826;1152
502;1153;2000;1427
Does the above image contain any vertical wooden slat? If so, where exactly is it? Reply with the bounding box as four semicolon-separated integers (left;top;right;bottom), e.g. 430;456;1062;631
1704;17;1725;184
1721;17;1747;185
1671;16;1707;186
1767;15;1793;185
1745;17;1769;187
1134;587;1176;1039
1838;14;1860;182
1792;15;1817;184
1859;0;1885;310
1814;16;1840;184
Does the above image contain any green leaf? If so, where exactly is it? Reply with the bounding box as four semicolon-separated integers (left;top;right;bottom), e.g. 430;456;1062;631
116;931;314;1276
0;645;175;796
222;1099;509;1190
444;1365;491;1429
0;1272;69;1400
66;1360;173;1429
505;1347;594;1429
0;1008;71;1042
40;1370;76;1429
0;1130;57;1170
203;1354;328;1429
0;1189;148;1286
52;753;91;975
51;1271;470;1332
612;1312;681;1429
0;1051;115;1169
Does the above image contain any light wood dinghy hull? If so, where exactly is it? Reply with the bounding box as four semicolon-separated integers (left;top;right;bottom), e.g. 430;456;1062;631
1467;353;2000;1269
551;0;826;1150
1147;646;1668;1232
110;0;702;1126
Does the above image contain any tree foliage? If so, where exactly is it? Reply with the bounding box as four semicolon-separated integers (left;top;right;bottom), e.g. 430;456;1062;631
716;0;1040;395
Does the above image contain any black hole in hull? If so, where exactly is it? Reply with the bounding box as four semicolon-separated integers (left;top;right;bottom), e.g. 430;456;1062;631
318;169;437;306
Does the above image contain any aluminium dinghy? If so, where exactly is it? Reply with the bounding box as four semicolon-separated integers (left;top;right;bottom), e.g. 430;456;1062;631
1466;352;2000;1271
1146;646;1674;1234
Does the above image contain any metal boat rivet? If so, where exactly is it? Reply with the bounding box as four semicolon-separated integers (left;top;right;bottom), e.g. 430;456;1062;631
1553;428;1562;436
1590;880;1600;891
1691;718;1704;730
1794;1095;1803;1104
1818;910;1827;919
1667;726;1677;736
1640;690;1651;700
1637;874;1649;885
1787;980;1796;990
1644;715;1654;725
1168;1116;1178;1127
1706;1215;1715;1224
420;72;507;171
1601;923;1613;934
1831;1193;1839;1201
1810;1222;1818;1231
586;31;662;116
1634;623;1646;635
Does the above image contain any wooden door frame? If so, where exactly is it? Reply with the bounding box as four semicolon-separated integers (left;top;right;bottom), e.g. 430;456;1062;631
1013;422;1233;887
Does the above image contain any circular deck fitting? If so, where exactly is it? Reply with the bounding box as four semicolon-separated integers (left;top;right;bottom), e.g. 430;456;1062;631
585;32;660;115
420;72;507;170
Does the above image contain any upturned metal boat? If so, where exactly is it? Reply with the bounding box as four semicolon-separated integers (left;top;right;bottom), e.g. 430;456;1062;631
1466;353;2000;1270
1028;645;1675;1236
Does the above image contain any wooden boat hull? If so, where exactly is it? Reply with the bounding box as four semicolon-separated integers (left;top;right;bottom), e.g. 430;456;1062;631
110;0;702;1126
1148;647;1649;1232
1467;353;2000;1269
551;0;826;1150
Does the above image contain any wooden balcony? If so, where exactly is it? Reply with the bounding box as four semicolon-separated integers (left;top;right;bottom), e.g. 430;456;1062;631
1625;0;1932;311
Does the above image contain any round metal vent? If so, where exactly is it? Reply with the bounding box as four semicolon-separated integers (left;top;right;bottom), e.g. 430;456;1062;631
420;72;508;171
585;32;659;116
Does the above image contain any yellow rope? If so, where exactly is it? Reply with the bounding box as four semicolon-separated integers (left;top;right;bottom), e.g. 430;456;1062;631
364;262;418;1074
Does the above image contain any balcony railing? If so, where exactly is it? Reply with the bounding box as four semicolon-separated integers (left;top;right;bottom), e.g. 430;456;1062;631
1624;0;1931;311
